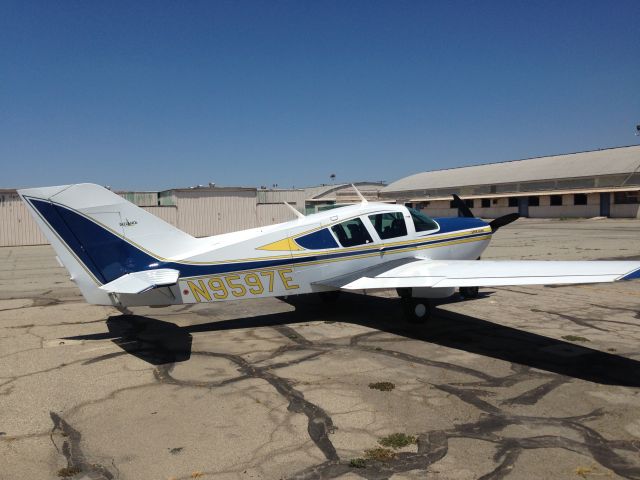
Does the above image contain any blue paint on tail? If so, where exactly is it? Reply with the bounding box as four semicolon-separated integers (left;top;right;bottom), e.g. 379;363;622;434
28;198;158;283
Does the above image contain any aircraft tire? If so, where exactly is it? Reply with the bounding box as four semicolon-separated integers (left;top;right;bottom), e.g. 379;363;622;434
459;286;480;299
402;298;431;323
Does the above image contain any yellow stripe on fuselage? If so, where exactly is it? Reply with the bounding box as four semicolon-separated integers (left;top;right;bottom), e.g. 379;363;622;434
179;234;492;280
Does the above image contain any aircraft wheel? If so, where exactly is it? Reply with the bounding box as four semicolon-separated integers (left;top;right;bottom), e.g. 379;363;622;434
402;298;431;323
459;286;480;299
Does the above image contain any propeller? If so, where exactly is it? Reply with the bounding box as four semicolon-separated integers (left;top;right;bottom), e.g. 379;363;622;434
489;212;520;232
451;194;474;218
451;194;519;232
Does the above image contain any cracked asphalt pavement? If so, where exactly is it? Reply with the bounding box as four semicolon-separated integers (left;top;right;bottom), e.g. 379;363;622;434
1;219;640;480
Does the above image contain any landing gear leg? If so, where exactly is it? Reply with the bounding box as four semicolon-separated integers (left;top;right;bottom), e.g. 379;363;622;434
402;297;431;323
396;288;412;299
459;286;480;299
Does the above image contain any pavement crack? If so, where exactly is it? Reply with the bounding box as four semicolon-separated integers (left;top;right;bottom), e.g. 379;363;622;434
49;411;115;479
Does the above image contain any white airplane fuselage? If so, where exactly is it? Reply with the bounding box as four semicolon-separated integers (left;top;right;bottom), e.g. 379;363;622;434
124;203;492;307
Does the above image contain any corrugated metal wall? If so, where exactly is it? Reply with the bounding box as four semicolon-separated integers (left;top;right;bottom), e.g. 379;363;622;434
175;189;258;237
0;192;47;246
257;204;297;227
118;191;159;206
0;187;294;246
257;189;306;209
143;206;178;226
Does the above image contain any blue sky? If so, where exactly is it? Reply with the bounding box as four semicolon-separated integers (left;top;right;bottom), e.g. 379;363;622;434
1;1;639;190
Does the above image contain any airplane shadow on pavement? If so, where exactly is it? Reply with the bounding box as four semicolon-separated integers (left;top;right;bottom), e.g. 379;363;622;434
65;292;640;388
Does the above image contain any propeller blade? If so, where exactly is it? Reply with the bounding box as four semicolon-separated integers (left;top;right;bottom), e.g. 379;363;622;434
451;194;474;218
489;213;519;232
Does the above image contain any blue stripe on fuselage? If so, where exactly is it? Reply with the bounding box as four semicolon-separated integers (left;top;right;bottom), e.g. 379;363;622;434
27;197;491;283
433;217;488;233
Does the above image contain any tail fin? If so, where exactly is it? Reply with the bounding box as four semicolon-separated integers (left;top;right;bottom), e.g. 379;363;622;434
18;183;197;305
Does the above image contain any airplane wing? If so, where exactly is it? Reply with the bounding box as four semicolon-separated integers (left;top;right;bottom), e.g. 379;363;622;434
317;259;640;291
99;268;180;294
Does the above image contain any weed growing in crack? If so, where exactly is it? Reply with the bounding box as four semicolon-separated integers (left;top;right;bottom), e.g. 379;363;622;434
378;433;416;449
369;381;395;391
364;447;395;461
349;458;366;468
57;466;81;477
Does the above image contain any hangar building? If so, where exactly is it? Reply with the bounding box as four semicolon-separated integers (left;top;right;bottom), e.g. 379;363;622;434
380;145;640;219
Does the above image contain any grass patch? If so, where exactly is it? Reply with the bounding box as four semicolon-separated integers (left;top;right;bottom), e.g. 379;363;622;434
349;458;366;468
378;433;416;449
562;335;590;342
364;447;395;462
368;381;395;391
57;467;81;477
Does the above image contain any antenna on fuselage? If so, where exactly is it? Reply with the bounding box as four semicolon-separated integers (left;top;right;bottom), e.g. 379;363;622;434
351;184;368;205
284;201;305;219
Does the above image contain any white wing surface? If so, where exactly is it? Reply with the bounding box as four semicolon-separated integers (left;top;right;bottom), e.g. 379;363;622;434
319;259;640;291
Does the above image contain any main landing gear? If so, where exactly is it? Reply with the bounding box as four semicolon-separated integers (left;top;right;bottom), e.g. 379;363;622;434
459;286;480;299
397;286;481;323
401;297;432;323
397;288;432;323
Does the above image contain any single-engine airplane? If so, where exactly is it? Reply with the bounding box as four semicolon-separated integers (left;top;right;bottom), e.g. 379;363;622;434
18;183;640;321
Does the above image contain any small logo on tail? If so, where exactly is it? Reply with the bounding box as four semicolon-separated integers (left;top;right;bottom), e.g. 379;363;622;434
119;218;138;227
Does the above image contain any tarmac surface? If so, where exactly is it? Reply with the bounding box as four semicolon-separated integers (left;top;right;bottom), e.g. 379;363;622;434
1;218;640;480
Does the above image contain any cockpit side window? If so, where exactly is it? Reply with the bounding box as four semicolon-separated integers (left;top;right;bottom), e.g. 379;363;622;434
408;207;439;233
295;228;339;250
368;212;408;240
331;218;373;247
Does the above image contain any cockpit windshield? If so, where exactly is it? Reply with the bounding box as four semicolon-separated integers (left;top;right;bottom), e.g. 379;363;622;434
408;207;439;233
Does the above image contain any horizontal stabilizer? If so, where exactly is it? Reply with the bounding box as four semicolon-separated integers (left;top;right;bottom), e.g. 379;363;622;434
99;269;180;294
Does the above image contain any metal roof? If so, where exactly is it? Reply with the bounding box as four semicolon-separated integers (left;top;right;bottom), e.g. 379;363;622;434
408;185;640;202
383;145;640;193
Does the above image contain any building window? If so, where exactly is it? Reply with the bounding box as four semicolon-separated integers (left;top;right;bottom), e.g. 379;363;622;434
528;196;540;207
550;195;563;206
614;192;639;204
481;198;491;208
465;199;474;208
449;200;456;209
574;194;587;205
508;197;518;207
